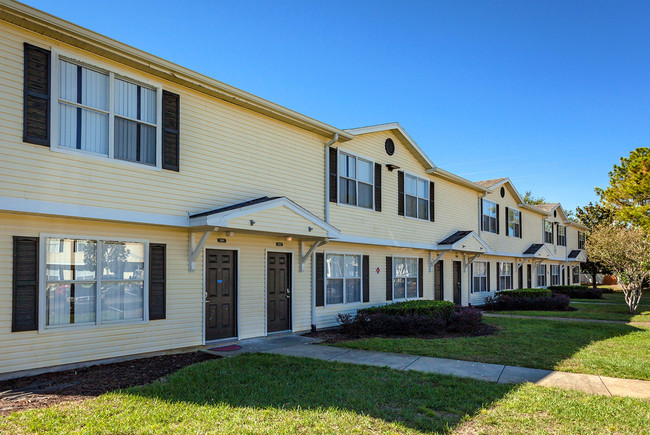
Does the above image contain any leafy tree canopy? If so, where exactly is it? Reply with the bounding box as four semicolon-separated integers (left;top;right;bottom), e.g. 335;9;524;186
596;147;650;229
522;191;546;205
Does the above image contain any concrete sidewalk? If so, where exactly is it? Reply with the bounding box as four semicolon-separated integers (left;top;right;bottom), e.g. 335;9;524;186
203;334;650;399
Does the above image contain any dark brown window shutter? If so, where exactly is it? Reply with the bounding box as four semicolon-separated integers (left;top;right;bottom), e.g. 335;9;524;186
470;263;474;293
162;90;180;171
418;258;424;298
480;199;484;231
13;236;39;332
315;253;325;306
504;207;509;236
496;262;501;290
385;256;393;300
496;205;500;234
23;43;51;146
374;163;382;212
149;243;167;320
362;255;370;302
487;262;491;292
429;181;435;222
397;171;404;216
329;147;338;203
519;212;523;239
510;264;514;289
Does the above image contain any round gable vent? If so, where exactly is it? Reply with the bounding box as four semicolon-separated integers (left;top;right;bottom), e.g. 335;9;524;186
385;138;395;156
500;187;505;198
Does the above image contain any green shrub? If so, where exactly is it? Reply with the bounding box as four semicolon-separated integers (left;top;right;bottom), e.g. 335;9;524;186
496;288;552;299
549;285;603;299
358;300;455;322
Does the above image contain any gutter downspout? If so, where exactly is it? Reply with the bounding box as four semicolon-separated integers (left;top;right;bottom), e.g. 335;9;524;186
324;133;339;224
313;133;338;331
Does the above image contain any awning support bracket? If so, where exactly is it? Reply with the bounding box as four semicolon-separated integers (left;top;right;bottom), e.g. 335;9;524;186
463;253;482;271
429;252;444;272
189;228;216;271
300;240;328;272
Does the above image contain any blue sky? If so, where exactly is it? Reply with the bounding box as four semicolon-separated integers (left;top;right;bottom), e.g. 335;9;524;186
24;0;650;211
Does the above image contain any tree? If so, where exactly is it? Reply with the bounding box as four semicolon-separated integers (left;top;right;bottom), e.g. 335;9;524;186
574;202;614;288
596;147;650;229
522;191;546;205
586;225;649;313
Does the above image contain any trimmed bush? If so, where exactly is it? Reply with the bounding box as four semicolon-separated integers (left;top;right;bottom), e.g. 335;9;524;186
485;293;570;311
337;301;482;337
358;300;455;322
496;288;552;299
549;285;603;299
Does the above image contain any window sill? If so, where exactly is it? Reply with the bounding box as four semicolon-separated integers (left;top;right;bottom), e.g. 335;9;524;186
39;318;149;334
335;202;375;212
50;145;163;173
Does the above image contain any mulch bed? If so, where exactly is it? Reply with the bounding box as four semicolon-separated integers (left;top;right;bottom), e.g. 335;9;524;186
304;323;499;344
0;351;220;416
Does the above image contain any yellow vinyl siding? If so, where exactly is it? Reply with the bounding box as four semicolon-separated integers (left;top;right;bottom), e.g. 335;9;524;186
329;131;480;245
0;22;327;221
0;212;202;375
227;207;327;238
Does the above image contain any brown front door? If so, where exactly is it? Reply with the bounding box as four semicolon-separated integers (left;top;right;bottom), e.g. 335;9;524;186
527;264;532;288
453;261;462;305
434;260;444;300
267;252;291;332
518;265;524;289
205;249;237;341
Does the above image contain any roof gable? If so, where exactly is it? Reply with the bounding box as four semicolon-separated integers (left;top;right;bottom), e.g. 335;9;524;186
437;230;489;253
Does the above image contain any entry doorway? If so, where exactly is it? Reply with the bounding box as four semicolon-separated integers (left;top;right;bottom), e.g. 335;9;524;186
267;252;292;333
205;249;237;341
434;261;444;300
453;261;462;305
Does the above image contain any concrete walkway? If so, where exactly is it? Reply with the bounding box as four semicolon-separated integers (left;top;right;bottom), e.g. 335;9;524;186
203;335;650;399
483;312;650;326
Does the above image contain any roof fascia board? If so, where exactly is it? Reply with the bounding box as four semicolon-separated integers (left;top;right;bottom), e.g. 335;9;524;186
0;0;352;142
428;168;489;193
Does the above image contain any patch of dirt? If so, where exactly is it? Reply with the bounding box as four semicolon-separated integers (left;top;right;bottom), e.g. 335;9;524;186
304;323;499;344
0;351;220;416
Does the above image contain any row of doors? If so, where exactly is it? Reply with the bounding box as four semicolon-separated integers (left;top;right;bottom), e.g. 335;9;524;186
205;250;291;341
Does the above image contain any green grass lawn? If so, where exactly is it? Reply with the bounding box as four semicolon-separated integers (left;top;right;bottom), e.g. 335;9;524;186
333;317;650;380
493;292;650;322
1;354;649;434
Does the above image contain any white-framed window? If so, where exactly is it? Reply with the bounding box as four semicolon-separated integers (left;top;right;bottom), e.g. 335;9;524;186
550;265;560;286
498;262;513;290
507;209;521;237
578;231;586;250
52;52;162;168
537;264;547;287
404;173;430;220
572;266;580;284
472;261;489;293
338;152;374;209
325;253;362;305
544;220;553;244
393;256;419;300
482;199;497;233
557;226;566;246
42;236;147;329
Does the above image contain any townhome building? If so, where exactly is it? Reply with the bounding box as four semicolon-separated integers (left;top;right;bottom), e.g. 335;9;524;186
0;0;587;378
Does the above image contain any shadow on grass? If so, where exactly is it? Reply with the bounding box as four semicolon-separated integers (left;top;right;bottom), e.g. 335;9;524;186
121;353;516;433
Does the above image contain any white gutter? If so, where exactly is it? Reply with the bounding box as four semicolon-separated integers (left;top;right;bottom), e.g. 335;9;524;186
324;133;339;223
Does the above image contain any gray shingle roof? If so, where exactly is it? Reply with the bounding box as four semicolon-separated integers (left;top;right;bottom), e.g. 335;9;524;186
523;244;544;255
190;196;281;218
474;178;508;188
439;230;472;245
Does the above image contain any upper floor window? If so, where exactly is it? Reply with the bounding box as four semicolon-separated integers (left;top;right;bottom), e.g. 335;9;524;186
404;174;429;220
578;231;586;250
557;225;566;246
56;57;160;167
498;262;513;290
482;199;497;233
339;152;373;209
472;261;489;292
550;265;560;286
537;264;547;287
44;237;146;328
393;257;419;300
507;209;521;237
325;253;362;305
544;220;553;244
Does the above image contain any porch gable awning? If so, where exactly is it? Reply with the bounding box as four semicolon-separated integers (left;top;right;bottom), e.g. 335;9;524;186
437;230;489;253
189;196;341;239
568;249;587;262
523;243;553;259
